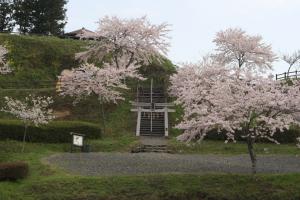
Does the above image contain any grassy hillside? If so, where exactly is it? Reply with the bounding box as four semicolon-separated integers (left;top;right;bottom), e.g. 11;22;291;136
0;34;83;88
0;34;177;136
0;34;134;135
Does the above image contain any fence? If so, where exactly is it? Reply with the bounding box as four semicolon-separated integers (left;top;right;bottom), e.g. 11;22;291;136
276;71;300;80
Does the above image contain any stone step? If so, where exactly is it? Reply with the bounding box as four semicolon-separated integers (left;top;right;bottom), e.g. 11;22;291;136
131;145;172;153
144;145;166;148
140;126;164;127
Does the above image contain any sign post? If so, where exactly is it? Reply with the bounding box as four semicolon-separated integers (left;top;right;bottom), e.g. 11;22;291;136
70;132;85;152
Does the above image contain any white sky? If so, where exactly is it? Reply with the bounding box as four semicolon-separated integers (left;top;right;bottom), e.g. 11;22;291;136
65;0;300;74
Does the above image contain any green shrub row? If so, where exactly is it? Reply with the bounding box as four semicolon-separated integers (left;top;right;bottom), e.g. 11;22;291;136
0;162;29;181
0;120;101;143
204;126;300;144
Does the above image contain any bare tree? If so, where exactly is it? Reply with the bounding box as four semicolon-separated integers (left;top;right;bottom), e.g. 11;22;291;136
282;50;300;74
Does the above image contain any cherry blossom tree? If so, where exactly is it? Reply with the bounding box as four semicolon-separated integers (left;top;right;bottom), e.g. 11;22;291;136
59;16;170;133
75;16;170;69
282;50;300;74
2;96;54;152
58;63;144;103
58;63;145;132
170;59;300;174
0;45;13;74
213;28;277;77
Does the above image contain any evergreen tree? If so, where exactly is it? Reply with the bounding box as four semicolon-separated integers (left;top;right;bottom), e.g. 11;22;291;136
13;0;67;35
31;0;67;35
13;0;35;34
0;1;14;32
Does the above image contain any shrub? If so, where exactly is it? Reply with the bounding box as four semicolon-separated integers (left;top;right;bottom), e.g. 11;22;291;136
273;125;300;144
204;126;300;144
0;162;29;181
0;120;101;143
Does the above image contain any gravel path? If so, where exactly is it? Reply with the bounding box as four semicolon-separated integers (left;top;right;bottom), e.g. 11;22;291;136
45;153;300;176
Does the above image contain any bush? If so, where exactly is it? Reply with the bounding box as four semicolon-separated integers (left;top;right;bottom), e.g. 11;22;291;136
204;126;300;144
0;162;29;181
273;125;300;143
0;120;101;143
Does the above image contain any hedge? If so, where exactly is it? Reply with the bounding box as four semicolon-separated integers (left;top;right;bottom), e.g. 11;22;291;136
0;162;29;181
204;126;300;144
0;120;101;143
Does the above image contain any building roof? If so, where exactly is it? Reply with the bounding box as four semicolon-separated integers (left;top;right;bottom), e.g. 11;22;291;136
64;27;96;39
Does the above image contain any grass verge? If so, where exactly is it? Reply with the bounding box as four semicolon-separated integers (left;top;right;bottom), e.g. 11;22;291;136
1;174;300;200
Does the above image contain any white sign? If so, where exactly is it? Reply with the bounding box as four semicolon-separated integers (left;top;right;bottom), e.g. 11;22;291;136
73;135;83;147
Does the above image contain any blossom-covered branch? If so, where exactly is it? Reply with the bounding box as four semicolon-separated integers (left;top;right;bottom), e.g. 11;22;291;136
2;95;54;152
75;16;171;68
213;28;277;76
58;63;145;103
170;58;300;173
171;61;300;142
2;96;55;126
0;45;13;74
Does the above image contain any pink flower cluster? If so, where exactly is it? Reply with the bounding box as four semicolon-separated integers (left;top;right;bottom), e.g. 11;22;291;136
60;16;170;104
2;96;54;126
58;63;144;103
0;45;13;74
76;16;170;66
170;28;300;144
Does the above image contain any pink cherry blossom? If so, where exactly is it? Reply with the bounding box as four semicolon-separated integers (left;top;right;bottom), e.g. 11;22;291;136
2;95;54;152
75;16;170;68
58;62;145;103
0;45;13;74
170;57;300;173
213;28;277;77
2;95;54;126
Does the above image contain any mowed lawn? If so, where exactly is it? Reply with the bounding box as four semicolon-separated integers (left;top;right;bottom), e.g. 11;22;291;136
1;137;300;200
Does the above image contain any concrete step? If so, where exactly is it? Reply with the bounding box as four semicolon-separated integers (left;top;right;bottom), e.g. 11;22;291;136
131;144;173;153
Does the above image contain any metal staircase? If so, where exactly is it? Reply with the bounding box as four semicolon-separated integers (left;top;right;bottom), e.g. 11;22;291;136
137;87;166;136
131;79;174;137
140;112;165;136
137;87;166;103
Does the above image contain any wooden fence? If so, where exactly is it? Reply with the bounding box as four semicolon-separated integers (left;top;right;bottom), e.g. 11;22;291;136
276;71;300;80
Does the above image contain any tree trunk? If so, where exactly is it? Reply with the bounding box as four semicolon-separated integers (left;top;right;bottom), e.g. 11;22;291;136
100;98;106;135
287;64;292;75
247;136;257;174
21;124;28;153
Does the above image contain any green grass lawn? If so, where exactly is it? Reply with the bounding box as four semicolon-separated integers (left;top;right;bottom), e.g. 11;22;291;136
1;138;300;200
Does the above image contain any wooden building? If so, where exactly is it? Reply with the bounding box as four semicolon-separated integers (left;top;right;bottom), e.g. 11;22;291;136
64;27;96;39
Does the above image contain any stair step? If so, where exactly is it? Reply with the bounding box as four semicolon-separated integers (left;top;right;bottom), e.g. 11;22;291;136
136;86;167;136
131;145;172;153
144;147;167;150
143;144;167;147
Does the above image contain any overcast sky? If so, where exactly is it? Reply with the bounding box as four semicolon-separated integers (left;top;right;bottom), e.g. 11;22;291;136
65;0;300;74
